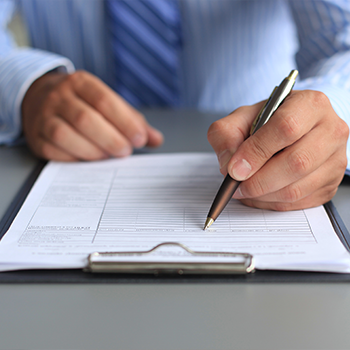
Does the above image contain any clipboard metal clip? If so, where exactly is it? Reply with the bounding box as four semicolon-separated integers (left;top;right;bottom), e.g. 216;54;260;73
86;242;255;275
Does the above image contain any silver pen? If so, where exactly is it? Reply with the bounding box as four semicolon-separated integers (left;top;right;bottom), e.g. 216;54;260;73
204;69;299;230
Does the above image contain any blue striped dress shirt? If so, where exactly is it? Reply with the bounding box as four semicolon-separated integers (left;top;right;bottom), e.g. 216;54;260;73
1;0;350;172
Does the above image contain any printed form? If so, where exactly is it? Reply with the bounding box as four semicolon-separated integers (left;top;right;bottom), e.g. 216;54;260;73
0;153;349;272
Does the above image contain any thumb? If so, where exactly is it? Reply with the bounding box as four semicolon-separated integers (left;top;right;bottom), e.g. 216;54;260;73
207;100;265;174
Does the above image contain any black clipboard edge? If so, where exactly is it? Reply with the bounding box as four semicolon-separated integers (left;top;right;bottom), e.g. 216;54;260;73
0;160;46;239
324;201;350;252
0;162;350;283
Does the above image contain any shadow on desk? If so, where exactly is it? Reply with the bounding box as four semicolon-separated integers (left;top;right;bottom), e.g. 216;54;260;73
1;268;350;284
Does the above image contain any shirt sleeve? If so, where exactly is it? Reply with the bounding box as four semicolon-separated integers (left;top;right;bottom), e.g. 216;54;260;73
289;0;350;174
0;1;75;145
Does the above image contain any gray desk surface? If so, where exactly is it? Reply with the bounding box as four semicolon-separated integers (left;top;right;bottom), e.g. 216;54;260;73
0;110;350;350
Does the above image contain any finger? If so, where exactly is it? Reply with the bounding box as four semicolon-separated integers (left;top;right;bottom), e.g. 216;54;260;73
69;71;155;147
238;184;338;211
227;91;326;181
41;115;109;161
145;124;164;147
234;153;345;207
29;136;78;162
56;92;133;157
234;121;345;199
207;101;265;172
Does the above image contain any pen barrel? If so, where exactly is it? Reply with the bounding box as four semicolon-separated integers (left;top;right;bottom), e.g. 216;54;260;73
207;175;240;221
252;75;296;134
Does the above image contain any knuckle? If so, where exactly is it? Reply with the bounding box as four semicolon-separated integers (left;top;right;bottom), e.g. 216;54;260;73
310;90;330;108
325;187;338;202
232;106;247;116
207;113;247;149
49;123;66;144
280;184;303;203
288;150;312;176
103;137;127;155
93;92;110;112
250;136;272;161
276;113;301;142
40;103;53;118
334;117;349;141
272;202;293;212
207;119;225;137
67;70;86;85
333;153;349;174
207;119;229;148
339;155;348;172
103;141;118;155
245;177;267;198
320;184;338;204
45;90;61;105
78;151;100;162
73;110;91;129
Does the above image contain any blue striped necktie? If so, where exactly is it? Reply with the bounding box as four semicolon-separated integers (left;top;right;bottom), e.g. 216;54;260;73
106;0;182;107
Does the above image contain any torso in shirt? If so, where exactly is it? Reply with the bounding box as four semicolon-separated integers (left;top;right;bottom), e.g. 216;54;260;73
18;0;298;112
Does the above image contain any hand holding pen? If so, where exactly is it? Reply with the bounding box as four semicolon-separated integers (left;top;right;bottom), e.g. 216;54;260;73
205;70;349;228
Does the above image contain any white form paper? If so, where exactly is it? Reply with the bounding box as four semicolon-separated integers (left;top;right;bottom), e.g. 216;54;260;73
0;153;349;272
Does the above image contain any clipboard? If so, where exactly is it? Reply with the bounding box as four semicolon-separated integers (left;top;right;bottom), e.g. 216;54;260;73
0;160;350;283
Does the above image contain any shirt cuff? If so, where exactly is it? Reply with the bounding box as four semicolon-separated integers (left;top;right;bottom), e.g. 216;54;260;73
0;48;75;144
294;79;350;174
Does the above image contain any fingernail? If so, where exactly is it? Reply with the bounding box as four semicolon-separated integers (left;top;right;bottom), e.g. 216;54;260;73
218;150;233;169
229;159;252;181
115;146;132;157
132;133;146;148
233;186;244;199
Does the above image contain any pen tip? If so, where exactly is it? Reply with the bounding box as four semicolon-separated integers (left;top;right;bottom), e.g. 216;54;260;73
203;217;214;230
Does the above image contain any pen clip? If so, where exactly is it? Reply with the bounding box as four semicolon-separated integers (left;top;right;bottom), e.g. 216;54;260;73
250;86;278;135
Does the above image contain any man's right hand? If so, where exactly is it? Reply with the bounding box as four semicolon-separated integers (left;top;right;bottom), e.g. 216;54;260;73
21;70;164;161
